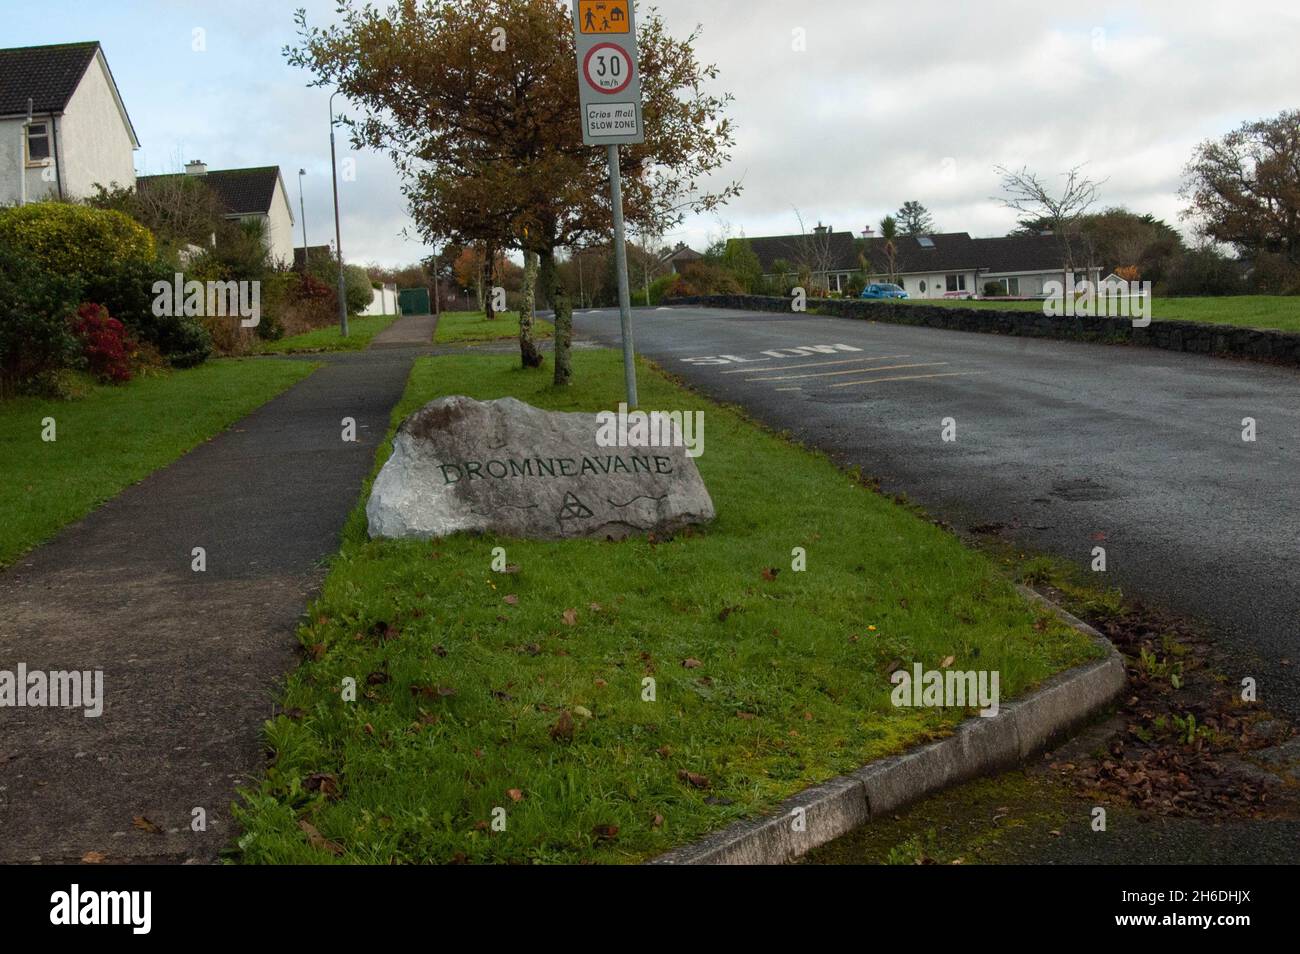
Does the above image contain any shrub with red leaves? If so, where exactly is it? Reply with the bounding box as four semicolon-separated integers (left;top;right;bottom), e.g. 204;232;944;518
72;302;136;383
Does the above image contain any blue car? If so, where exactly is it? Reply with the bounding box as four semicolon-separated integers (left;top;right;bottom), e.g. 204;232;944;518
860;283;908;300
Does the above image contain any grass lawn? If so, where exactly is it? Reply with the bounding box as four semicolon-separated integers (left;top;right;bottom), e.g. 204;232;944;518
435;310;555;344
233;348;1100;864
254;314;400;354
884;295;1300;333
0;359;316;567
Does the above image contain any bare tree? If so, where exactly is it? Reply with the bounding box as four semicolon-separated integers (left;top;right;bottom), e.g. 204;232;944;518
792;208;837;293
995;164;1107;290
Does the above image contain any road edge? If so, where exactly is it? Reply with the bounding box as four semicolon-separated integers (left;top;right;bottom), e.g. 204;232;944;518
650;585;1126;865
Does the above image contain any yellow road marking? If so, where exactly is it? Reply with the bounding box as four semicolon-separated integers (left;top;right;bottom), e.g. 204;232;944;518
746;362;948;383
828;371;988;388
721;355;909;375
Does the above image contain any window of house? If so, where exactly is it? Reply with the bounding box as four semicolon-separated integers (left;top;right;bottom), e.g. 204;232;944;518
990;277;1021;296
945;274;967;292
26;122;51;162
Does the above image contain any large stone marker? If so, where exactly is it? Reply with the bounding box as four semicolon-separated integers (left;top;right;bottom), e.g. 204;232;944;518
366;396;714;541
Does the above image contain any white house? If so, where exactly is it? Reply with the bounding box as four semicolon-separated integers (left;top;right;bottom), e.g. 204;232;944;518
741;227;1103;299
0;41;139;205
138;163;297;268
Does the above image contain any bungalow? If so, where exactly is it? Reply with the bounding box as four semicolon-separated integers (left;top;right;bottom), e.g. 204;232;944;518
137;162;297;267
740;225;1102;299
659;243;703;275
0;41;139;205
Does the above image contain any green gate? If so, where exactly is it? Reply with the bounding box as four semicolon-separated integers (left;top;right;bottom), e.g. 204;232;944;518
398;287;431;316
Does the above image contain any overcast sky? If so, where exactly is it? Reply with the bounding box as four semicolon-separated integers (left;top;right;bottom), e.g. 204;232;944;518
9;0;1299;265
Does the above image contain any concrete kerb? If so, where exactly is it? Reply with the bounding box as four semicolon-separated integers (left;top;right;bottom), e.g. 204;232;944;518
651;585;1126;865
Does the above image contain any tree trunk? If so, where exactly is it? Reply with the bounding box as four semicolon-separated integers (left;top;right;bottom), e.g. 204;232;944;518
518;251;544;369
484;243;497;320
539;248;573;386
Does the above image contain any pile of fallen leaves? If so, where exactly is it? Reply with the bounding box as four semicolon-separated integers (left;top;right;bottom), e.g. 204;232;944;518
1051;601;1289;818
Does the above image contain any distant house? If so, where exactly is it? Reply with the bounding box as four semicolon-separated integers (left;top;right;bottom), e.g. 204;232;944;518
0;41;139;205
138;162;297;267
659;243;703;275
744;225;861;293
741;225;1103;298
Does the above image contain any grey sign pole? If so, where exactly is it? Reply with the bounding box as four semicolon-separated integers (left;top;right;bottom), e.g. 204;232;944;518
607;144;637;407
572;0;644;408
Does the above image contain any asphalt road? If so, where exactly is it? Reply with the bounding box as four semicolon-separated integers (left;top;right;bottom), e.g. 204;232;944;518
574;305;1300;720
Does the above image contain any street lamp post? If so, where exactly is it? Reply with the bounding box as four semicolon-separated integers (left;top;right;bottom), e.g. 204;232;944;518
297;168;308;259
329;91;348;337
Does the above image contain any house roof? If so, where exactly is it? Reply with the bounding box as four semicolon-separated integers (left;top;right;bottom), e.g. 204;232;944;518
661;245;703;265
0;41;99;115
743;231;860;273
138;166;285;217
862;231;1076;275
0;41;139;148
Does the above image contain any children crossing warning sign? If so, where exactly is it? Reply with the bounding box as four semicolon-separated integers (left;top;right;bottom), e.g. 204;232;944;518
571;0;643;145
577;1;630;35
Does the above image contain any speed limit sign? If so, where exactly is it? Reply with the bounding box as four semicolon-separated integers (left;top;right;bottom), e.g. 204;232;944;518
572;1;644;145
583;43;634;95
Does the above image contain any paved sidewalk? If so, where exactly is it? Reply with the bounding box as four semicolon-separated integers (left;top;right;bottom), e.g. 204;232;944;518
0;319;432;863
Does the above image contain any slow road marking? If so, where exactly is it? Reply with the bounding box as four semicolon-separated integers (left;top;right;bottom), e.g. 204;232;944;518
747;362;949;383
828;371;988;388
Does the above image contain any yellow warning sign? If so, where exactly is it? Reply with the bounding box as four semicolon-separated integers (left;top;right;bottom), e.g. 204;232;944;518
578;0;630;35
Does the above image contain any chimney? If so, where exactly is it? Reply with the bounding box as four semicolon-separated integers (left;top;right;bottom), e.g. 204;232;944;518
813;222;829;236
185;160;208;176
862;226;875;238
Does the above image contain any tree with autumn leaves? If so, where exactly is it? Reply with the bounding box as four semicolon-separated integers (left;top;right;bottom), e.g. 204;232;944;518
287;0;738;383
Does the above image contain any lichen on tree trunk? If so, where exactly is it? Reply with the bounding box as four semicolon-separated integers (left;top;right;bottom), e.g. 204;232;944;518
518;251;544;369
539;249;572;386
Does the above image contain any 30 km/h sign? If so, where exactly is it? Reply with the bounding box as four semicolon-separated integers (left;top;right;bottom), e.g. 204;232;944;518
572;1;643;146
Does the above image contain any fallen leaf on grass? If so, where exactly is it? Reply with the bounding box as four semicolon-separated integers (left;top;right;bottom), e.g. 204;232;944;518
761;567;780;581
677;770;711;789
507;788;524;803
503;594;519;606
303;773;340;797
299;820;343;855
81;851;107;864
940;655;955;669
562;608;578;626
550;710;575;742
592;824;619;842
682;658;702;669
651;814;664;829
132;815;162;835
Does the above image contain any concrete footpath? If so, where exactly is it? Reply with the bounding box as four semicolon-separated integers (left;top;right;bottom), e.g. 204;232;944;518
0;316;434;863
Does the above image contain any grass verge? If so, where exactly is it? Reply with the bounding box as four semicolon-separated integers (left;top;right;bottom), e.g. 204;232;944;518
232;348;1100;864
0;358;316;567
254;314;400;354
435;310;555;344
889;295;1300;333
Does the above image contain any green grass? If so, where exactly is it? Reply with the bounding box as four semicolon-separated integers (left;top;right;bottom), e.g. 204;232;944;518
0;359;316;567
435;310;555;344
254;314;400;354
888;295;1300;332
232;348;1101;864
